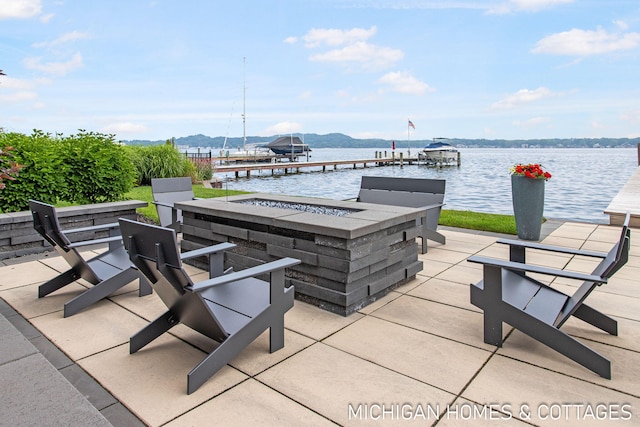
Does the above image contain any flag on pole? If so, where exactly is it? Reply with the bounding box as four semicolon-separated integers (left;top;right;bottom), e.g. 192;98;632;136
408;120;415;129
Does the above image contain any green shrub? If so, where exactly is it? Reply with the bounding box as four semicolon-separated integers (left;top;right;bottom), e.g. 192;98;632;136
192;158;213;182
124;145;145;185
60;130;136;204
126;144;188;185
183;159;197;182
0;130;66;212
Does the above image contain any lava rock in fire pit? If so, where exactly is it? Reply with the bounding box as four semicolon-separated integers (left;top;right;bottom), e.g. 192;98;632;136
235;198;359;217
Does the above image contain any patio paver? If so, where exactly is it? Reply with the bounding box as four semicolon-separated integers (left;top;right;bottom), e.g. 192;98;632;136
1;222;638;426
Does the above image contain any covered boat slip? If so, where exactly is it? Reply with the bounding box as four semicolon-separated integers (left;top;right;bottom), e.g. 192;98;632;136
266;136;311;159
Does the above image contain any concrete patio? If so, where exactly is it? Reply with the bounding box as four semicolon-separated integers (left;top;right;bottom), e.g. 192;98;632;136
1;221;639;426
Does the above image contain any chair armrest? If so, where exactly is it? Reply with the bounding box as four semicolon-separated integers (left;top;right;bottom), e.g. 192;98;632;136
187;257;301;292
180;242;236;260
152;201;175;208
467;255;607;284
62;222;120;235
67;235;123;248
496;238;607;258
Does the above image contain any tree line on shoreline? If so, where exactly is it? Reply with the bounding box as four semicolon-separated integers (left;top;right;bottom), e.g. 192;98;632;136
124;133;640;149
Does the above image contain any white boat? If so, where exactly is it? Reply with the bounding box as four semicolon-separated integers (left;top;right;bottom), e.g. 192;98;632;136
221;144;275;163
419;138;459;165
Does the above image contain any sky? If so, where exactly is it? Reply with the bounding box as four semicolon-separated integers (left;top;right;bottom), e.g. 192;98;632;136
1;0;639;142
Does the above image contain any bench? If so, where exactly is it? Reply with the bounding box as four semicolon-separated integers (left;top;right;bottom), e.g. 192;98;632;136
356;176;446;253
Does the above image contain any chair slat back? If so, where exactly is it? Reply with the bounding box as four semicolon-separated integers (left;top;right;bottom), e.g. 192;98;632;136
29;200;71;250
120;219;183;288
119;218;229;341
151;177;194;204
358;189;443;208
29;200;97;281
151;177;195;227
556;213;631;327
600;214;631;279
360;176;446;195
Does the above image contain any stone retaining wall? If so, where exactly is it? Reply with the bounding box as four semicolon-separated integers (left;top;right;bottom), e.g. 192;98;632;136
0;201;147;260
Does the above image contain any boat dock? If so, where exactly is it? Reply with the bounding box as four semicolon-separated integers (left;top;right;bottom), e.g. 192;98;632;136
606;166;640;227
214;155;422;178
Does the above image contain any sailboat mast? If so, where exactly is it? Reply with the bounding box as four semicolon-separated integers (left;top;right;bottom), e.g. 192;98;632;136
242;57;246;150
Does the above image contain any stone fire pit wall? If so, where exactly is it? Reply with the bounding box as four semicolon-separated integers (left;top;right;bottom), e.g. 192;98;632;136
177;194;424;316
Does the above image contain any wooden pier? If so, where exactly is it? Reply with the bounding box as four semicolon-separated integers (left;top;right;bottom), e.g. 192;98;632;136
214;156;421;178
605;166;640;227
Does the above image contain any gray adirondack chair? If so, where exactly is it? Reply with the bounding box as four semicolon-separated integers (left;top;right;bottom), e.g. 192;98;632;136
357;176;446;253
467;213;630;378
151;177;199;230
29;200;151;317
118;218;301;394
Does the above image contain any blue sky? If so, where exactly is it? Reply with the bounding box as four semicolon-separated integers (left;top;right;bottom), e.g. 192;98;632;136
1;0;639;142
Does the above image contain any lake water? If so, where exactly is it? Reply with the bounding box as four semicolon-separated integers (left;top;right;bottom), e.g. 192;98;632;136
214;147;638;224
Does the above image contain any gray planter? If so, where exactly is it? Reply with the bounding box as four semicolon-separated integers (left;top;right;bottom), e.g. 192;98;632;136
511;175;545;241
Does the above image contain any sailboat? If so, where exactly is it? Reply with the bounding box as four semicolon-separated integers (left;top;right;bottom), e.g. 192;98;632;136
220;58;276;163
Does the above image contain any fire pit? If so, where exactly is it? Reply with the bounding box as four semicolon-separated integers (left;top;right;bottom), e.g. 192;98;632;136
177;193;424;316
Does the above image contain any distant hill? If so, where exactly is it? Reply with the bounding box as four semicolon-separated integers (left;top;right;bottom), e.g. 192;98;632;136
124;133;640;149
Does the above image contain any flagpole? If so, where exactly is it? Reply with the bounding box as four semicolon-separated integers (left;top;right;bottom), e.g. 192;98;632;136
407;118;411;157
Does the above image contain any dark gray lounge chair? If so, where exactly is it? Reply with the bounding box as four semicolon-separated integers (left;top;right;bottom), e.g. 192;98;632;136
151;177;199;230
467;213;630;378
29;200;151;317
118;218;301;394
356;176;446;253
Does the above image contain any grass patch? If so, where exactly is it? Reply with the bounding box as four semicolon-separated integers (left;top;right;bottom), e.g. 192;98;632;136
439;209;517;235
124;184;248;224
64;186;519;235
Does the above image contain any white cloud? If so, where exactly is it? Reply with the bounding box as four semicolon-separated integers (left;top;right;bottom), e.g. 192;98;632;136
23;52;84;76
283;36;297;44
309;41;403;69
39;12;53;23
303;26;377;48
33;31;90;48
100;122;150;135
0;0;42;19
509;0;573;11
492;87;556;109
621;110;640;123
298;90;312;100
513;116;552;129
0;76;35;89
264;121;303;135
0;91;38;102
377;71;434;95
613;20;629;31
488;0;573;14
532;27;640;56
